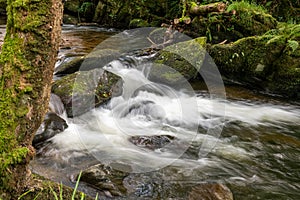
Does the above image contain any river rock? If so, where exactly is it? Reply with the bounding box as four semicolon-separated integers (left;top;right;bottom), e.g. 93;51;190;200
150;37;206;86
80;163;130;197
129;135;175;150
33;112;68;148
188;183;234;200
55;49;120;76
208;23;300;98
55;56;85;76
52;68;120;117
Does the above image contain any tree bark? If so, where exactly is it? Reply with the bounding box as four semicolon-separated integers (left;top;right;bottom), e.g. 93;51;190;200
0;0;63;198
190;2;226;16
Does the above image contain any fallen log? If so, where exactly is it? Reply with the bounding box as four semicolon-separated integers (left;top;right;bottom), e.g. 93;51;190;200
190;2;226;16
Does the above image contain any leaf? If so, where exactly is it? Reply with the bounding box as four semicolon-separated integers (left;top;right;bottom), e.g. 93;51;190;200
288;40;299;52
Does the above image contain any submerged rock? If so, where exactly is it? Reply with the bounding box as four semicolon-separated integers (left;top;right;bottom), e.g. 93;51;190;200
79;162;235;199
188;183;234;200
52;68;120;117
80;163;130;197
33;112;68;148
129;135;175;150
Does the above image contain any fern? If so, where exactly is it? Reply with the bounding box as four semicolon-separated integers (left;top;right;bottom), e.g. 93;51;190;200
287;40;299;52
227;1;267;13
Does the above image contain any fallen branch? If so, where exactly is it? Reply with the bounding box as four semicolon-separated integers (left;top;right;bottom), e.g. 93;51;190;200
190;2;227;16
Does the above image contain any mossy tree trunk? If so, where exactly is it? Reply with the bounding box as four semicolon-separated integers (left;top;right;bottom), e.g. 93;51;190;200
0;0;63;198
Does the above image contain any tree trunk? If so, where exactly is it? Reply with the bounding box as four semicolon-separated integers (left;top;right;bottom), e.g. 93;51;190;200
0;0;63;198
190;2;226;16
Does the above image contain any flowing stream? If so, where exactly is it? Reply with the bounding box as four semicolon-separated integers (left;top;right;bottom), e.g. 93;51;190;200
30;25;300;199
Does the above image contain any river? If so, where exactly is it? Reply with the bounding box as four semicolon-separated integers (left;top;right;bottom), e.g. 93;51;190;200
27;25;300;199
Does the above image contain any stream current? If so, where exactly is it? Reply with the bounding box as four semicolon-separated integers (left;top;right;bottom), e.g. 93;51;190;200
30;25;300;199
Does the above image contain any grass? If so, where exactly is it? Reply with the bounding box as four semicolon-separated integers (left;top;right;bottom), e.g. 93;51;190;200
49;171;99;200
18;171;99;200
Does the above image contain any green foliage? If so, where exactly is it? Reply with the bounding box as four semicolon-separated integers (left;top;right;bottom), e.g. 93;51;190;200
227;0;267;14
78;2;93;14
47;172;98;200
288;40;299;52
77;1;95;22
246;0;300;23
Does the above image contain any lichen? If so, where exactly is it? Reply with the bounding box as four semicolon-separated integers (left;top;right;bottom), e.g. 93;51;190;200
0;0;63;194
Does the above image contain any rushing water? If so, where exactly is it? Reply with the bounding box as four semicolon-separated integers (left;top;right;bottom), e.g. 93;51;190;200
30;25;300;199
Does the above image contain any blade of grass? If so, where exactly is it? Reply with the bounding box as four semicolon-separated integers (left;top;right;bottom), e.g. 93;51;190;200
80;192;85;200
33;192;42;200
49;185;59;200
72;171;82;200
18;189;33;199
59;182;63;200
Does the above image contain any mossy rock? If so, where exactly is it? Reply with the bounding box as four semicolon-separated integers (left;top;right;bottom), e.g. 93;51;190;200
129;18;149;28
188;1;277;44
52;68;120;117
55;56;85;76
208;24;300;98
150;37;206;85
80;163;130;196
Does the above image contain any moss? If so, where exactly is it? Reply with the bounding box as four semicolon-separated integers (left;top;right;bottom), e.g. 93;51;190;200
14;174;94;200
227;1;267;14
129;18;149;28
0;22;32;192
150;37;206;85
208;23;300;98
52;69;120;117
188;1;277;43
0;0;63;193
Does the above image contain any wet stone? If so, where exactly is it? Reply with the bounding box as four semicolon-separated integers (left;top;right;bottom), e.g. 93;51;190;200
128;135;175;150
80;163;130;197
188;183;234;200
52;68;120;117
33;112;68;148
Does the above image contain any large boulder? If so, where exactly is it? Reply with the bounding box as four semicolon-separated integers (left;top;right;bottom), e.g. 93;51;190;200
150;37;206;85
187;1;277;43
52;68;120;117
208;24;300;98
